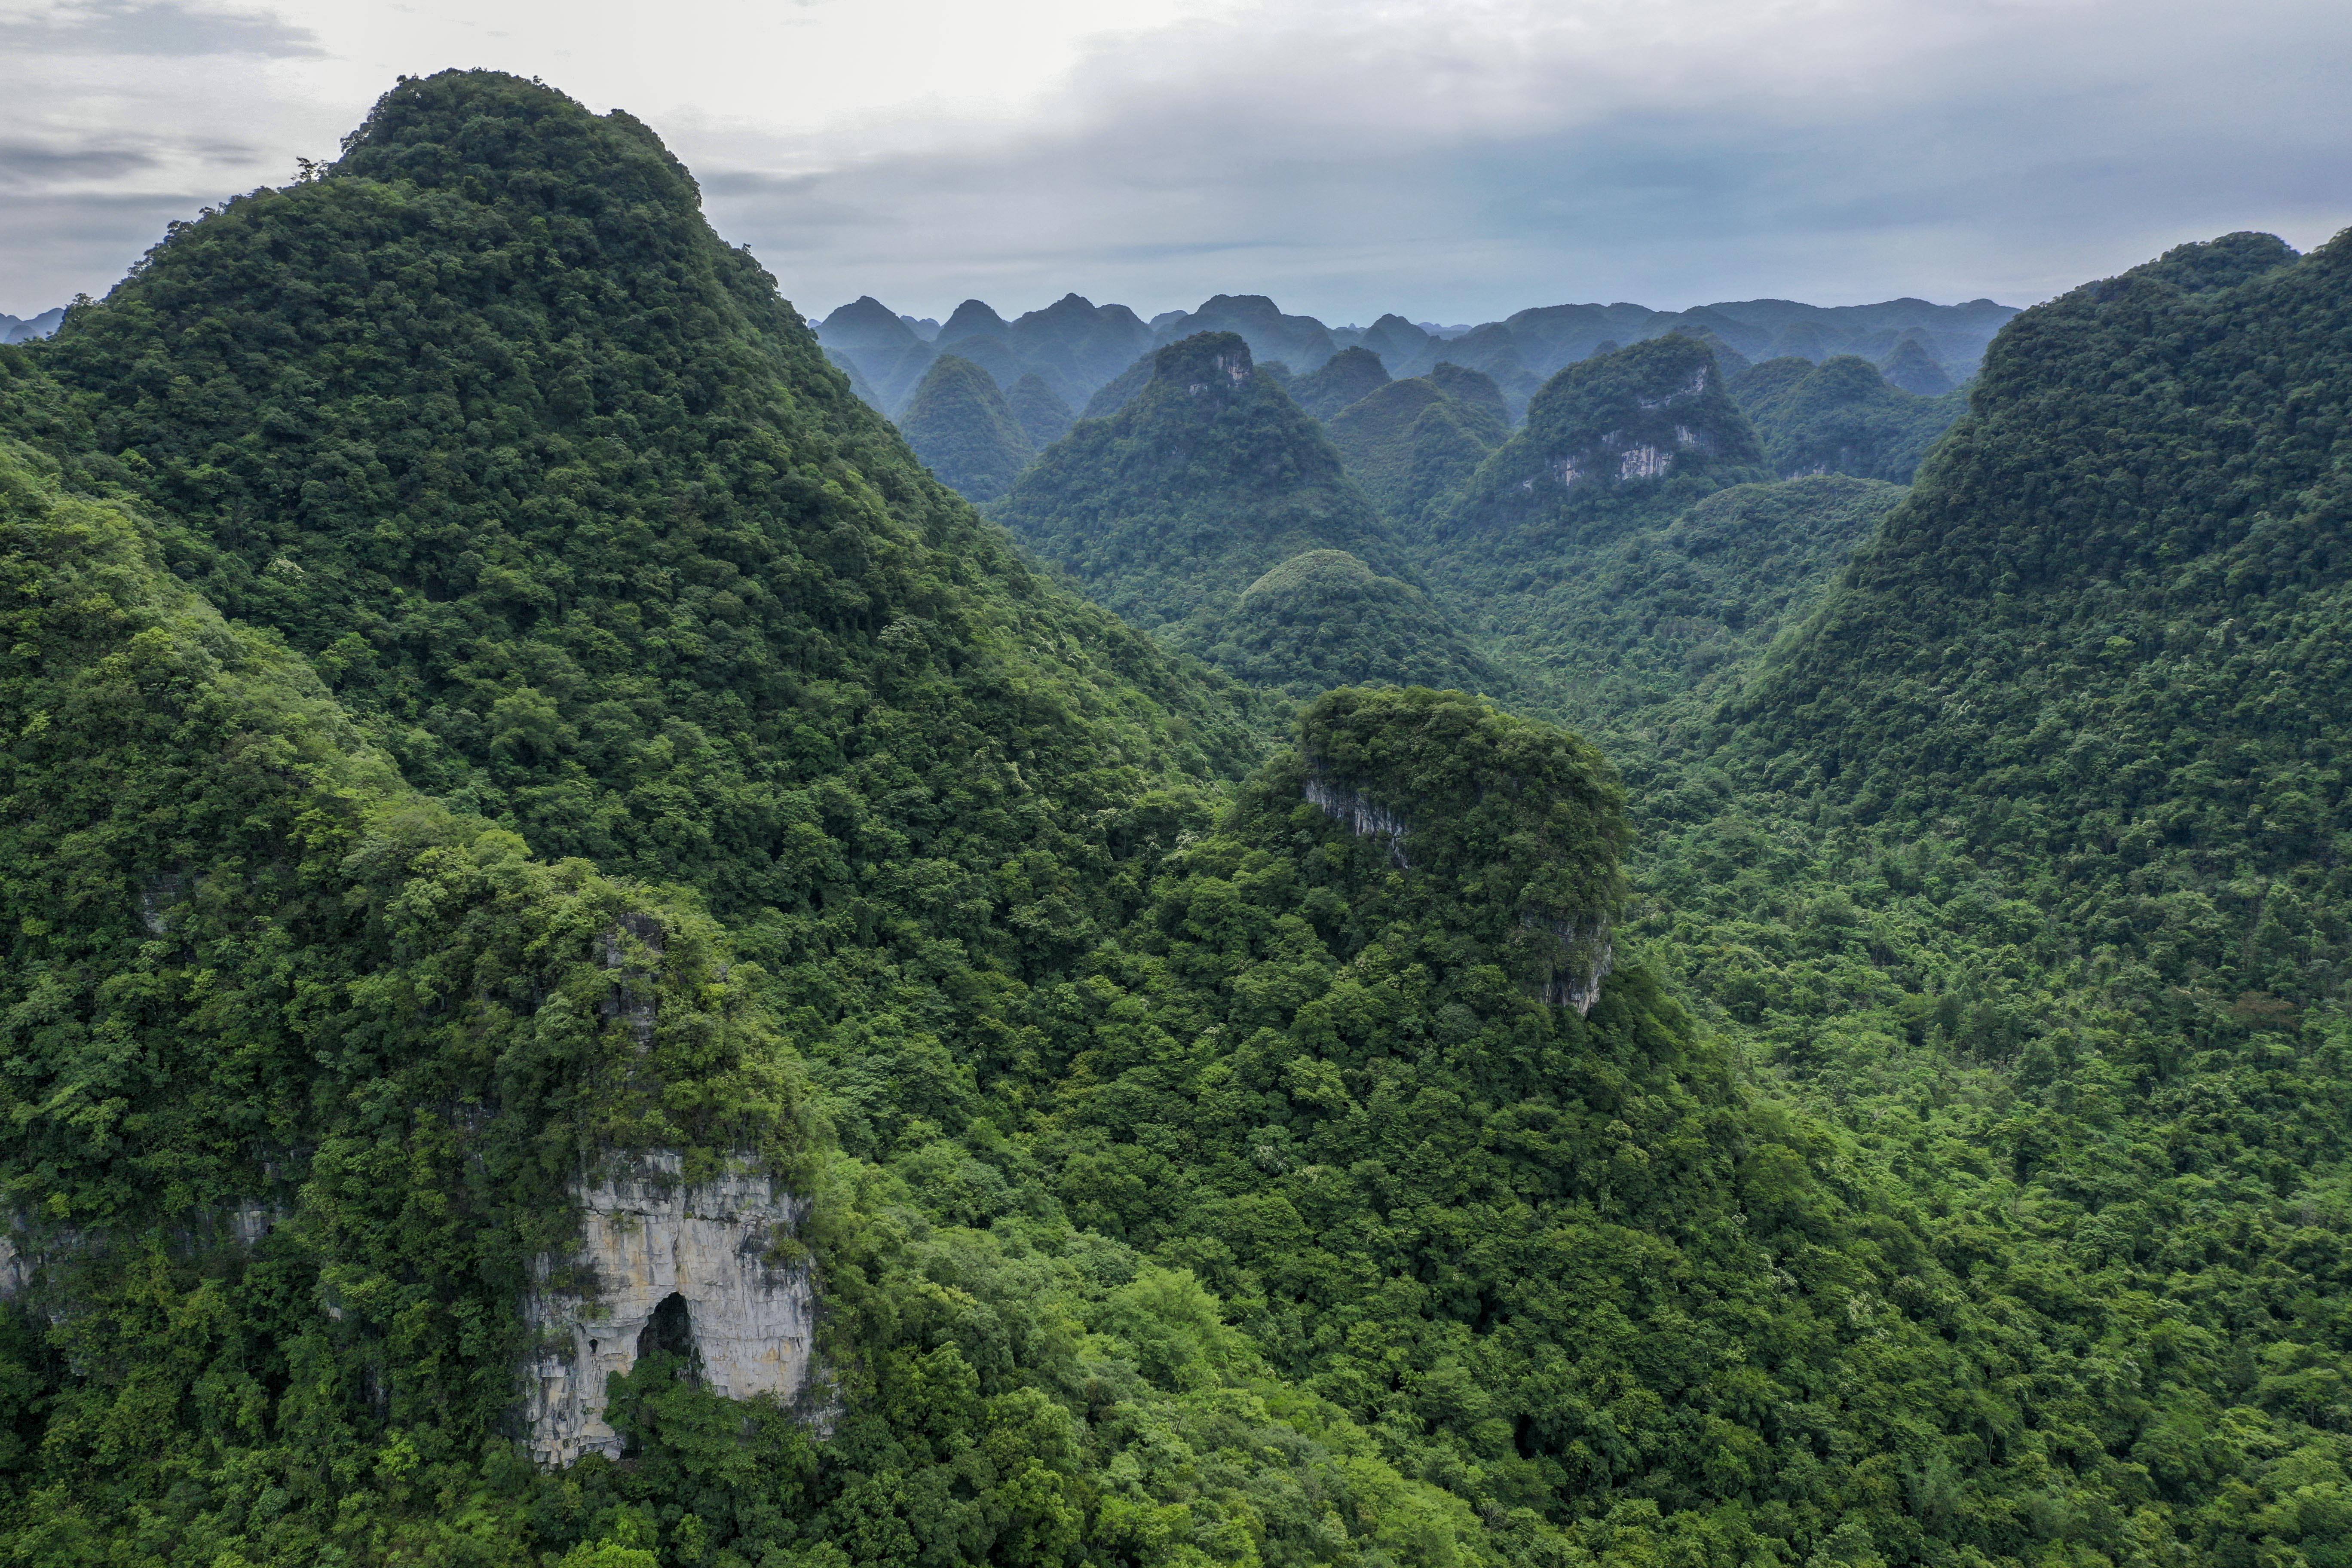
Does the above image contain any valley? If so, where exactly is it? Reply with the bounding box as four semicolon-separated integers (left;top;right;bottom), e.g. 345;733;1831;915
0;67;2345;1568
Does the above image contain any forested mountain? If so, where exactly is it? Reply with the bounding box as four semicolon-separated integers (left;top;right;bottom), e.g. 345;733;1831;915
1443;333;1768;555
896;353;1033;500
1325;364;1512;526
815;291;2011;432
1877;337;1956;395
1165;548;1506;697
995;331;1409;630
813;294;935;409
1286;345;1391;420
980;215;2352;1568
6;58;2350;1568
1148;293;1341;371
1732;353;1968;483
1007;370;1076;448
1727;227;2343;992
1455;475;1907;733
1606;229;2352;1567
0;308;63;345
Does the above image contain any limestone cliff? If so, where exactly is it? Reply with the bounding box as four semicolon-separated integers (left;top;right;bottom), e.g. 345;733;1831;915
522;1153;817;1466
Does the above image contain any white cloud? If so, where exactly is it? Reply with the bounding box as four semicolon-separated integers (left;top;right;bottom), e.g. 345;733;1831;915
0;0;2346;322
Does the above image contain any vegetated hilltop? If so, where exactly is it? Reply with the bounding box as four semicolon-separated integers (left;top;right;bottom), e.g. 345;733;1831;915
1165;547;1508;698
1148;292;1343;372
1733;353;1968;483
27;70;1253;933
1730;228;2344;986
895;352;1032;501
1285;344;1392;420
1326;361;1513;528
1614;227;2352;1567
995;330;1410;631
1441;333;1769;559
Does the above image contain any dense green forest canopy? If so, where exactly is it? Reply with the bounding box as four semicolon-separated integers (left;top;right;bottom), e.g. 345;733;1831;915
897;353;1034;501
995;331;1409;633
1324;364;1513;530
1731;355;1967;484
3;61;2351;1568
1287;348;1393;421
1008;371;1078;450
1454;475;1908;738
1164;548;1505;699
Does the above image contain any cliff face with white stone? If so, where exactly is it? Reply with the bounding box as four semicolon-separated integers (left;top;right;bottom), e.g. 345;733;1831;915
1453;332;1765;539
521;1153;817;1467
1302;775;1412;866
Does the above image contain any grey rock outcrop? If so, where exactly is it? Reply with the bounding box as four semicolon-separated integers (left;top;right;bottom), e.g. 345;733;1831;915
1302;771;1614;1016
522;1153;817;1467
1303;776;1411;866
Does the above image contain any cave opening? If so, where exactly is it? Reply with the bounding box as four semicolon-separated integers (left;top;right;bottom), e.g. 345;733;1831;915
637;1291;697;1372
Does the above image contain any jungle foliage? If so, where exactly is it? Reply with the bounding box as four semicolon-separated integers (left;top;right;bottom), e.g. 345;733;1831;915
1325;366;1512;530
898;355;1034;502
995;333;1409;633
1165;549;1505;700
1730;356;1967;485
2;62;2350;1568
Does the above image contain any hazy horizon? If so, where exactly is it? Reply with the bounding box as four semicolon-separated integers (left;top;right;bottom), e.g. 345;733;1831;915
3;0;2348;323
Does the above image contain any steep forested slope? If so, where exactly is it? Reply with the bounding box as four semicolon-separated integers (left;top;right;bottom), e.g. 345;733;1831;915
1610;229;2352;1568
897;353;1033;500
1443;334;1767;558
0;71;1522;1565
1326;367;1513;528
1166;548;1505;698
1007;370;1076;448
26;72;1251;945
0;432;810;1556
996;332;1408;631
1287;346;1391;420
1472;475;1907;736
1732;229;2343;989
10;61;2346;1568
0;428;1508;1567
1733;354;1967;483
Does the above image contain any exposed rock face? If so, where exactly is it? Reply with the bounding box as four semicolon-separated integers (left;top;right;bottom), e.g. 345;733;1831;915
0;1199;291;1303
1303;763;1614;1016
522;1153;816;1467
1303;776;1411;866
1523;918;1614;1016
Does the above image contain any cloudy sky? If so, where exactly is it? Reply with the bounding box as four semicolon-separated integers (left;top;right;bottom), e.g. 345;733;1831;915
3;0;2348;325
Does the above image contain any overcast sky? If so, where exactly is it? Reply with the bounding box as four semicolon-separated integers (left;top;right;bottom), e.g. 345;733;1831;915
3;0;2348;324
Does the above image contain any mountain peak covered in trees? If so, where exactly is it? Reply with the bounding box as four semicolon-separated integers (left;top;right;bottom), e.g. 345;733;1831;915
4;58;2349;1568
995;329;1408;630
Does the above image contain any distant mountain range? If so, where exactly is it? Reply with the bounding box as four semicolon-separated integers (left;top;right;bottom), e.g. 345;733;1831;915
0;309;63;345
818;288;2016;422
